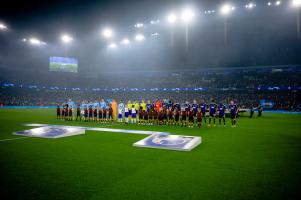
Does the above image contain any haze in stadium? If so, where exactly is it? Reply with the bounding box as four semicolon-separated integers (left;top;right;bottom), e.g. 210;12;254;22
0;0;300;200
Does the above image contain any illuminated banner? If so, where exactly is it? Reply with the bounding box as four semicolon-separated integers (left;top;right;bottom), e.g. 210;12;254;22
49;57;78;73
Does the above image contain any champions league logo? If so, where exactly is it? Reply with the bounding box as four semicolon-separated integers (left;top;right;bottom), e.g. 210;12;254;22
14;126;85;138
152;135;192;146
135;134;201;151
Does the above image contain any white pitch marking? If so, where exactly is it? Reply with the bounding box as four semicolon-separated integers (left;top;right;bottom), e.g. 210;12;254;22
0;137;29;142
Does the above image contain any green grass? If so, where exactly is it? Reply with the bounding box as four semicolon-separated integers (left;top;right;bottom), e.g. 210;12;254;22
0;109;300;200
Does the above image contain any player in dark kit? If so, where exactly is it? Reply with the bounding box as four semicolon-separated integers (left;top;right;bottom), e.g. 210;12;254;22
199;101;207;124
88;106;93;121
76;105;81;121
181;108;187;127
188;108;194;128
98;108;103;123
174;108;180;126
139;108;144;124
158;109;164;125
61;106;65;120
162;106;167;125
57;105;61;119
196;109;203;128
250;105;254;118
108;106;113;122
218;103;226;127
64;105;69;120
143;110;149;125
229;101;238;127
208;100;217;127
94;107;98;122
68;107;73;121
257;105;263;117
184;101;190;117
167;108;173;125
84;107;88;122
192;100;198;122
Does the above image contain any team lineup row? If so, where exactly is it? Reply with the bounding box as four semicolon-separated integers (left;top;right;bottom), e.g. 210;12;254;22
57;99;239;127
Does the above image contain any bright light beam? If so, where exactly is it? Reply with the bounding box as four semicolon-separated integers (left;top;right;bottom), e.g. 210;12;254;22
135;34;145;41
0;23;7;30
102;28;113;38
292;0;301;7
167;13;177;24
61;34;73;44
181;8;195;23
121;38;130;44
29;38;41;45
220;4;235;15
245;3;256;9
108;42;117;48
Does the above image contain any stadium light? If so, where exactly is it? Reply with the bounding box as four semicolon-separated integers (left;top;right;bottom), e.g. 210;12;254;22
135;34;145;41
275;1;281;6
267;2;272;6
245;3;256;9
102;28;113;38
121;38;130;44
220;4;235;15
181;8;195;23
167;13;177;24
61;34;73;44
134;23;144;28
150;19;160;24
0;23;7;31
29;38;42;45
108;42;117;48
292;0;301;7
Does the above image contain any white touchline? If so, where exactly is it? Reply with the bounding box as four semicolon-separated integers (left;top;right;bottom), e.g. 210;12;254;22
0;137;29;142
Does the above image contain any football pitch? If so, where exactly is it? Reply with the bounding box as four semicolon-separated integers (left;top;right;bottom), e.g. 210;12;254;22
0;109;300;200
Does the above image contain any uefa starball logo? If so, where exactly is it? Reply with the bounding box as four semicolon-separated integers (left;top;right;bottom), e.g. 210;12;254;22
151;135;192;146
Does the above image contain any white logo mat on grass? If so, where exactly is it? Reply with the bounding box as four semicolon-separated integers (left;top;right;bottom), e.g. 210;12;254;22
14;126;85;139
133;134;201;151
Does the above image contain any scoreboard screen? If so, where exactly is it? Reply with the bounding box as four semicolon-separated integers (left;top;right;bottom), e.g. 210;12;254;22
49;57;78;73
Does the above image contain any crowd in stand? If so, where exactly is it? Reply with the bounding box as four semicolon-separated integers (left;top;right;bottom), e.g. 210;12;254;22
0;66;300;110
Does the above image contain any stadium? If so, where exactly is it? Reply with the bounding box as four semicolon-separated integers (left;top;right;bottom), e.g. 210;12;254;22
0;0;301;199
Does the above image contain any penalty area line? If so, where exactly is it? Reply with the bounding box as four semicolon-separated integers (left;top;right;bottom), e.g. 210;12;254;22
0;137;29;142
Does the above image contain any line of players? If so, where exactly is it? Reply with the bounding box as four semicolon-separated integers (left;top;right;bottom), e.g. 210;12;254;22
57;99;238;128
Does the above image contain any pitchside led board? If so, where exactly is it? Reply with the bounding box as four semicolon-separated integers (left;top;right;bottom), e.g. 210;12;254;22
49;57;78;73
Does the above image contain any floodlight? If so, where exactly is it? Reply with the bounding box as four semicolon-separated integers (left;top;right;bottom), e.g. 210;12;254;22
150;20;160;24
292;0;301;7
121;38;130;44
167;13;177;24
0;23;7;30
61;34;73;44
29;38;41;45
246;3;256;9
220;4;235;15
102;28;113;38
134;23;144;28
135;34;145;41
275;1;281;6
108;42;117;48
268;2;272;6
181;8;195;23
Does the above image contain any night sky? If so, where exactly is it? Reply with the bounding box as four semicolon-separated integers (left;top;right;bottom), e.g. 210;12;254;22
0;0;301;73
